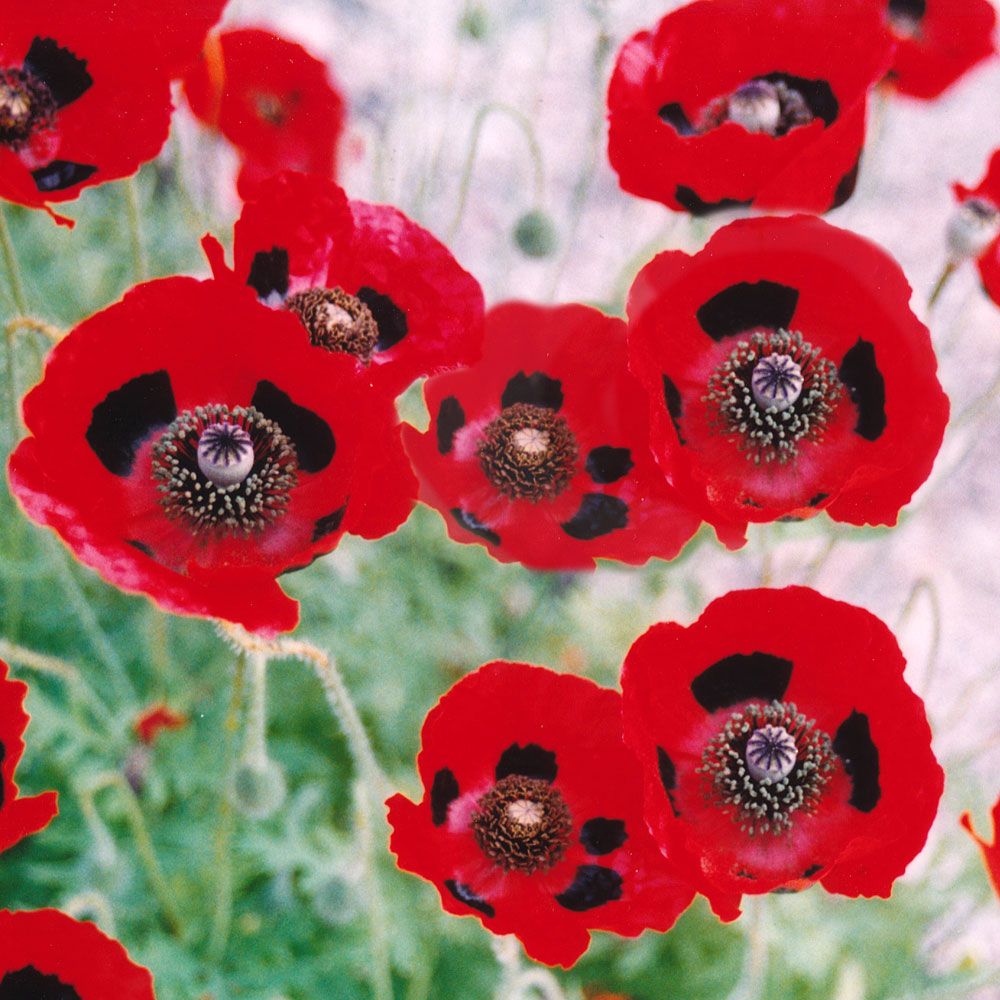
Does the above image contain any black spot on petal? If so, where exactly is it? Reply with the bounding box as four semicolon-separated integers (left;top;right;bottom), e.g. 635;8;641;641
656;746;681;817
24;36;92;107
585;446;633;484
356;287;408;352
312;503;347;542
32;160;97;193
436;396;465;454
691;652;793;713
838;339;887;441
86;371;177;476
658;102;695;135
580;818;627;855
555;865;623;912
444;880;494;917
808;493;829;507
501;372;563;411
430;768;459;826
495;743;557;783
758;72;838;126
675;186;751;217
696;281;800;341
662;374;685;443
0;966;81;1000
251;380;335;473
831;157;860;211
889;0;926;23
803;864;823;878
450;508;500;545
561;494;628;540
247;247;289;301
127;539;155;558
833;710;881;812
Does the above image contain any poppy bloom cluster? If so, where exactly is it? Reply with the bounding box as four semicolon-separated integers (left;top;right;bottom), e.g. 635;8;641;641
881;0;997;100
403;302;700;570
606;0;893;214
388;662;696;967
208;170;485;398
8;276;416;636
627;213;948;547
0;909;155;999
183;28;347;200
950;149;1000;306
621;587;943;918
0;0;225;222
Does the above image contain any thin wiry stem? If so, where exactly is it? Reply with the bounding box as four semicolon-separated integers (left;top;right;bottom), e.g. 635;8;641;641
5;315;62;343
355;780;394;1000
928;260;956;309
242;650;269;769
894;577;943;698
124;177;149;281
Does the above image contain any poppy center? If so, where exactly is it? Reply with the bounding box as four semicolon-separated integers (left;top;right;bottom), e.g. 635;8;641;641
701;79;813;136
477;403;578;501
704;328;844;465
285;287;379;363
698;700;835;837
887;0;926;37
254;91;291;126
151;404;298;537
471;774;573;874
0;67;57;150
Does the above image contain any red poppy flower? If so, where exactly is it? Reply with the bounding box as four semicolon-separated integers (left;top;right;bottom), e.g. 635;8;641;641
402;302;701;570
960;795;1000;899
387;662;696;968
0;909;154;998
0;0;225;222
209;171;484;398
621;587;944;919
183;28;346;201
883;0;996;100
0;659;57;853
606;0;893;215
951;149;1000;306
8;277;416;637
627;214;948;548
133;703;187;745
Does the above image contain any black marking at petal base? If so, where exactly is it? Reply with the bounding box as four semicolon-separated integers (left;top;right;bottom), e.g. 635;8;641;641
312;504;348;542
808;493;829;507
889;0;927;23
737;869;757;880
250;380;335;473
831;157;861;210
585;446;633;484
832;710;881;812
838;339;887;441
675;185;752;217
695;281;800;341
758;72;839;126
658;102;695;135
444;879;494;917
436;396;465;454
580;818;628;855
32;160;97;193
24;36;92;107
656;746;681;817
500;371;564;411
691;652;793;713
127;539;155;558
0;966;82;1000
561;494;628;540
247;247;290;300
450;508;500;545
803;864;823;878
495;743;557;783
356;286;409;352
430;768;460;826
86;371;177;476
555;865;623;912
662;374;685;443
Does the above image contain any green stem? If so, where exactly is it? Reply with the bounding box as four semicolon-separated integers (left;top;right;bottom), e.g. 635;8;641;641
0;207;28;446
0;205;29;314
894;577;942;696
208;652;246;963
242;650;269;768
124;177;149;281
928;260;955;309
355;780;394;1000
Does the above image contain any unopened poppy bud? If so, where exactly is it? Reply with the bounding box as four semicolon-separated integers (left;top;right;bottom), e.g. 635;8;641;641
513;210;558;259
233;758;287;819
307;865;363;926
946;197;1000;262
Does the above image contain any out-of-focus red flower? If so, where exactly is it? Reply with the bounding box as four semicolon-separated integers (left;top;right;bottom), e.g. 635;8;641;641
183;28;346;201
627;214;948;548
387;662;696;968
882;0;996;100
606;0;893;215
0;909;155;998
8;277;416;637
951;149;1000;307
621;587;944;919
960;796;1000;898
133;703;188;745
0;659;57;853
0;0;225;222
209;171;484;398
403;302;701;570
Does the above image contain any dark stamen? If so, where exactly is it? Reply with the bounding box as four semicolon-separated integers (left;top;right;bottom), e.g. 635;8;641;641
285;287;379;363
698;77;815;137
0;68;57;149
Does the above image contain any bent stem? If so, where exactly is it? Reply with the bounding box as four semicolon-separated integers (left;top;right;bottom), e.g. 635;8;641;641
355;780;394;1000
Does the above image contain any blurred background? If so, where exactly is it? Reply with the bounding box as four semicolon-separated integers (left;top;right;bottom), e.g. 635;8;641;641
0;1;998;998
